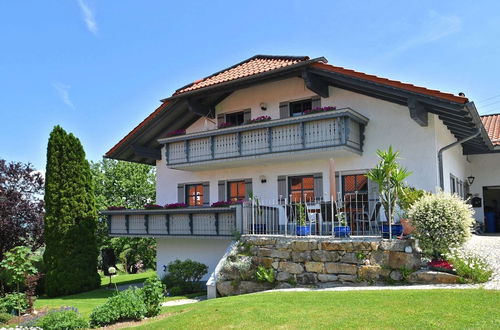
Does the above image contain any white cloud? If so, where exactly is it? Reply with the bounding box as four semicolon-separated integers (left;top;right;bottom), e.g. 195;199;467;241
77;0;98;35
53;82;75;109
386;11;462;58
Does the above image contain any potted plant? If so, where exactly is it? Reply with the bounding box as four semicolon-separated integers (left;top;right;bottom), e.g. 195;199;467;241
397;186;425;235
334;212;351;237
296;203;310;236
366;147;411;239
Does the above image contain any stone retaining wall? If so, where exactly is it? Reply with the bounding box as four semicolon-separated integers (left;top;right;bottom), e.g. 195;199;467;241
217;236;423;296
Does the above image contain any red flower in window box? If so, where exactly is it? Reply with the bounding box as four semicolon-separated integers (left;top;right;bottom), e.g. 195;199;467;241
303;106;337;115
107;206;126;210
249;116;271;123
164;203;188;209
218;122;235;129
165;129;186;137
143;204;164;209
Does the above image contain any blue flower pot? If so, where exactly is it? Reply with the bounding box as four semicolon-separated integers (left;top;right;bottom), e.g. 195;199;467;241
296;225;310;236
380;224;403;238
334;226;351;237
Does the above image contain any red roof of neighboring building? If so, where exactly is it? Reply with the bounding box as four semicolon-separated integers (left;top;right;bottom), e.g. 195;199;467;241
174;55;310;95
481;114;500;145
311;62;469;104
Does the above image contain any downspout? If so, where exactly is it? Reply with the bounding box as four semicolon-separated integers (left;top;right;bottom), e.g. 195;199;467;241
438;129;480;190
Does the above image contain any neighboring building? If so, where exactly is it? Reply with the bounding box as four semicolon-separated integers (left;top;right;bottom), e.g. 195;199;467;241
103;55;500;279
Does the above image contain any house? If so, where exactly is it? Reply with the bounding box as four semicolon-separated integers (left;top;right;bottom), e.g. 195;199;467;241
103;55;500;280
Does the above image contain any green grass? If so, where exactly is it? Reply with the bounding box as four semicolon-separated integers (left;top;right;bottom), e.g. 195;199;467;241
35;270;157;318
133;289;500;329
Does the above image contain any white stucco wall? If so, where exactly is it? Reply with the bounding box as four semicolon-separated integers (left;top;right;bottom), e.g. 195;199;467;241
468;153;500;222
156;237;232;281
157;79;446;204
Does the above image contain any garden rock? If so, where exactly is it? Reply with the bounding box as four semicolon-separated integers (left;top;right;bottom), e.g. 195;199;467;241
317;274;339;282
390;270;403;281
276;271;291;281
291;240;317;251
278;261;304;274
388;251;420;270
408;270;461;284
305;261;325;273
325;262;357;275
217;281;272;296
291;251;311;262
311;250;340;262
296;272;317;284
358;265;382;280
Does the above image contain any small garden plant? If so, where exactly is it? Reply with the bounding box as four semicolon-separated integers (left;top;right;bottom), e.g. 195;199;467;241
161;259;208;295
255;266;275;284
449;250;493;283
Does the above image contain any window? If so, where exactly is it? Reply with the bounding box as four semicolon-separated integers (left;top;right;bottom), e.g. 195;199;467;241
289;175;314;202
450;175;457;194
342;174;368;193
186;184;204;206
289;99;312;117
228;181;246;202
225;111;245;126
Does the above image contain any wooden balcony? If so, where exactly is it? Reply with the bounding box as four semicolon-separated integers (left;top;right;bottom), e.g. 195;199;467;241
158;108;368;169
102;206;242;238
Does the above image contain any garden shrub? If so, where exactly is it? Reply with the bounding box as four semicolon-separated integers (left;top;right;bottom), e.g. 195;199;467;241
449;251;493;283
0;292;29;315
408;192;474;258
220;255;254;281
35;307;87;330
255;266;275;283
140;276;165;317
89;288;146;327
0;312;12;324
161;259;208;295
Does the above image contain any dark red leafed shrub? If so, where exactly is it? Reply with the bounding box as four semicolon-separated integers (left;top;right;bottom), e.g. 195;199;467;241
304;106;336;115
107;206;126;210
165;129;186;137
144;204;163;209
164;203;188;209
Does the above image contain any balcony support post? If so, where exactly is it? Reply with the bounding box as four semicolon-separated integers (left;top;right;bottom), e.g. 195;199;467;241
165;214;170;234
144;214;149;234
189;213;193;235
107;215;111;235
125;215;129;234
215;212;219;235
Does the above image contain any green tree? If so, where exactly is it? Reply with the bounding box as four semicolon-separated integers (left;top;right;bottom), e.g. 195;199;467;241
43;126;100;296
90;159;156;273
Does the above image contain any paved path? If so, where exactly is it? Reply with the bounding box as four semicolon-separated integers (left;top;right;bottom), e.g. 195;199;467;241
161;296;206;307
463;234;500;290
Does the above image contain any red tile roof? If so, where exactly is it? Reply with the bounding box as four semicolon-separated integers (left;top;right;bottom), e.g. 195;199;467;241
174;55;310;95
481;114;500;145
105;101;170;157
311;62;469;104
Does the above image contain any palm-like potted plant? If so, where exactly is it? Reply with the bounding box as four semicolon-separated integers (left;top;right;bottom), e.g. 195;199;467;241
334;212;350;237
367;147;411;239
295;203;310;236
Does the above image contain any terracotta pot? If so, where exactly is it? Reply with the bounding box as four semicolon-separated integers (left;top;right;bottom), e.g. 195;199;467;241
400;218;415;235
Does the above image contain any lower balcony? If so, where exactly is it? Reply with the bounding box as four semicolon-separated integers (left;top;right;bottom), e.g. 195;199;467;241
102;206;242;238
159;108;368;170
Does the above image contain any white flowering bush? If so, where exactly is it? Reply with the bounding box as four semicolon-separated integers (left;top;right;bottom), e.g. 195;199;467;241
408;192;474;258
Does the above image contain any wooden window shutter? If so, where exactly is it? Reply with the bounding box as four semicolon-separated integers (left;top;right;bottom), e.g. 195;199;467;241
217;113;225;126
202;182;210;205
313;173;323;201
311;96;321;109
277;175;287;202
243;109;252;124
279;102;290;119
218;180;226;201
177;184;185;203
244;178;253;200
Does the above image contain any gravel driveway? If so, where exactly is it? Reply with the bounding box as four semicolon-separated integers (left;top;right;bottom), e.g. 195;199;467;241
463;235;500;290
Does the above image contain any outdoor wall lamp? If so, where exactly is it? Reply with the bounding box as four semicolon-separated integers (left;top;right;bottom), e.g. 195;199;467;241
467;175;475;185
260;175;267;183
260;103;267;111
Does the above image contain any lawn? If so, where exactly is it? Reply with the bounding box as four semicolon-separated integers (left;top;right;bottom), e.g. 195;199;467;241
133;289;500;329
35;270;157;318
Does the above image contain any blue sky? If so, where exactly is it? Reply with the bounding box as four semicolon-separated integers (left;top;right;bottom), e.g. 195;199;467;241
1;1;500;170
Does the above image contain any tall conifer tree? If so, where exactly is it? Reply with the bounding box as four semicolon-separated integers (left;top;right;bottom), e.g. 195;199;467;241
43;126;100;296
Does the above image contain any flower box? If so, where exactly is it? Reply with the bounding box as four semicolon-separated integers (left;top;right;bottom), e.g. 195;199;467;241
218;122;235;129
165;129;186;137
304;106;336;115
164;203;188;209
107;206;126;210
144;204;164;209
249;116;271;124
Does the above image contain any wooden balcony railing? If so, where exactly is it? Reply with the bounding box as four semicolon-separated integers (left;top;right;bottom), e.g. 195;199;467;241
101;206;242;237
158;108;368;168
